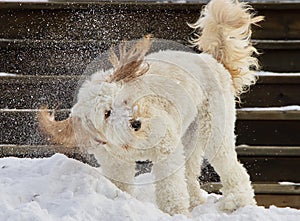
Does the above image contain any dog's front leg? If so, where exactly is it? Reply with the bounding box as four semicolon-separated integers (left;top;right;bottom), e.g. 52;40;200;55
99;152;136;194
103;164;135;194
152;143;190;216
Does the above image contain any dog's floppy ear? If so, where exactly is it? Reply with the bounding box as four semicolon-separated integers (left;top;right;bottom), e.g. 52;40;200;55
108;35;153;83
37;106;77;147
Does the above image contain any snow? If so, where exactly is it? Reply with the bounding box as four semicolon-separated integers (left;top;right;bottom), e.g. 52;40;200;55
279;182;300;186
257;71;300;77
0;72;17;77
0;154;299;221
240;105;300;111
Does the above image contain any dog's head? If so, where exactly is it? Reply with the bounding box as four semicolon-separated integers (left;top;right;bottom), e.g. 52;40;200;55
38;37;182;163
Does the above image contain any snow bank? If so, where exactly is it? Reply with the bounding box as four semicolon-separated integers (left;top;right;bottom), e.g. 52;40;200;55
0;154;299;221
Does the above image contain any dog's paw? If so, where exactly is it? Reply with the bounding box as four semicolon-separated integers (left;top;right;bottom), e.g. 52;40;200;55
162;204;190;217
175;208;191;217
218;193;256;212
189;189;207;211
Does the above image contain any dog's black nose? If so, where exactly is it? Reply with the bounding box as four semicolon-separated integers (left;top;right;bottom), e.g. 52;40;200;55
130;120;141;131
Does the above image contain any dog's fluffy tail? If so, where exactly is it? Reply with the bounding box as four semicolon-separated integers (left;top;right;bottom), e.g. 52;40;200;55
190;0;263;96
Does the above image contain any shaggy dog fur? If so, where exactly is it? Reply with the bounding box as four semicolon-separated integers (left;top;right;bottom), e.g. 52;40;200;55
38;0;263;216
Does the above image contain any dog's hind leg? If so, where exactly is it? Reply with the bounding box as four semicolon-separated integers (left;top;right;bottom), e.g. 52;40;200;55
153;143;190;216
183;117;207;211
199;92;256;211
185;148;206;211
207;147;256;211
205;118;256;211
184;101;220;210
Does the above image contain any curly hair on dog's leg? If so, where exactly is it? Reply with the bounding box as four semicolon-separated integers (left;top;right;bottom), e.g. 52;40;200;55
185;104;213;210
153;143;190;216
204;96;255;211
185;151;206;211
208;148;256;211
97;148;136;194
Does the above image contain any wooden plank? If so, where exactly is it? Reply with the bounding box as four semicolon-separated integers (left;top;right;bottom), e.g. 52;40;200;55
254;183;300;195
0;41;108;76
252;5;300;40
0;75;80;109
237;108;300;120
1;73;299;109
0;3;197;41
2;39;300;51
240;84;300;107
200;157;300;183
1;39;300;75
202;183;300;195
0;144;77;157
256;194;300;209
0;2;300;41
255;41;300;72
241;157;300;182
0;74;300;109
1;109;300;145
236;146;300;157
259;49;300;72
0;109;70;145
3;144;298;158
257;74;300;84
201;182;300;208
236;120;300;146
255;40;300;50
0;39;193;76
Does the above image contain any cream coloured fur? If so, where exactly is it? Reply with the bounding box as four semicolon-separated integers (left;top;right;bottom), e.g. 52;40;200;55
38;0;262;216
190;0;263;95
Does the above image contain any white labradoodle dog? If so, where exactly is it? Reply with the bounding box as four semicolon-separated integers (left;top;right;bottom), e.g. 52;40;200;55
39;0;263;216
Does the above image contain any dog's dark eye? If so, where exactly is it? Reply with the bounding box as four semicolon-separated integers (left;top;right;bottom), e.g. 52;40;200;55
104;110;111;119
